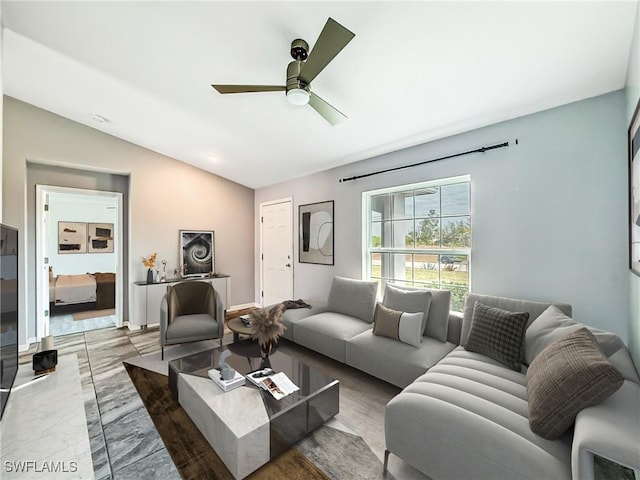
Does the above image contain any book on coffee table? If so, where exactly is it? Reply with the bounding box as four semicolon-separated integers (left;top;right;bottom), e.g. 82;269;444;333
246;369;299;400
208;368;246;392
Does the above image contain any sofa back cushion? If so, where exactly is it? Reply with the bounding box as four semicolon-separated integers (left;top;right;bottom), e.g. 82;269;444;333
525;305;639;382
461;293;572;347
383;284;450;342
327;276;378;323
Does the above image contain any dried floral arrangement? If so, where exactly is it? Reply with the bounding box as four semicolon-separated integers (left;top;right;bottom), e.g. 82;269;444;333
250;303;286;348
142;253;157;269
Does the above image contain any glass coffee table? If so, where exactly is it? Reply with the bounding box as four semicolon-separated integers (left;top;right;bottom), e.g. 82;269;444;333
168;341;339;479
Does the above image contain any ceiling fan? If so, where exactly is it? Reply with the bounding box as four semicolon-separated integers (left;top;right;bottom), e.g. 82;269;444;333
212;18;355;126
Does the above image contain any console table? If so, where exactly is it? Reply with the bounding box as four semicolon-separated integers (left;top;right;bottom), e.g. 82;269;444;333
131;275;230;330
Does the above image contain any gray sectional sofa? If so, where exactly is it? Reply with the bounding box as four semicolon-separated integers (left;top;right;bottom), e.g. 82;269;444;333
280;277;640;480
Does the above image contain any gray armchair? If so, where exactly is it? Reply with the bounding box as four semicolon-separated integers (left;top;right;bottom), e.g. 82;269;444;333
160;281;224;360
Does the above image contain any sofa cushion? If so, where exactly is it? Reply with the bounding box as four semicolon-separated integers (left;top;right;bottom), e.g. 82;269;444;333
383;284;450;342
327;276;378;323
526;328;624;440
461;293;572;347
524;305;626;364
346;331;456;388
372;303;423;347
385;347;572;480
293;312;372;362
278;300;327;340
464;302;529;371
382;284;432;335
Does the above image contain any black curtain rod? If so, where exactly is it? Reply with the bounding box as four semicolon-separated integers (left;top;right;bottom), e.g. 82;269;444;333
338;139;517;183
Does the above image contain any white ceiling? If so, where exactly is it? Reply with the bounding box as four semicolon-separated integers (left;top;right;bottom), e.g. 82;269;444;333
2;1;637;189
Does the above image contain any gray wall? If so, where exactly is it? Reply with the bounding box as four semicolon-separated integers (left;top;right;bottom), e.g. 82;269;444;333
627;0;640;368
256;90;630;343
3;97;255;347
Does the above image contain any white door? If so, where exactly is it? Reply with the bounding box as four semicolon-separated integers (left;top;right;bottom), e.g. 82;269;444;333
261;199;293;306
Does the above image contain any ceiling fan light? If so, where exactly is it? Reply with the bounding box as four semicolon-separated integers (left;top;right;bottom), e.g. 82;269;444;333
286;87;310;106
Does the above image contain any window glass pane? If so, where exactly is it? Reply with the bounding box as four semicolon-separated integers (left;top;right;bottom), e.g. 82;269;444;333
441;217;470;248
413;253;439;285
448;286;468;312
370;252;386;279
414;217;440;248
370;194;391;222
371;221;382;247
380;221;393;247
392;220;414;248
440;254;469;287
441;183;469;216
392;192;413;220
390;253;412;282
415;187;440;217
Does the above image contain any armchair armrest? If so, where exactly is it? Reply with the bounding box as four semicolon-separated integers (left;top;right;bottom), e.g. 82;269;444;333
214;287;224;338
572;380;640;480
160;292;169;347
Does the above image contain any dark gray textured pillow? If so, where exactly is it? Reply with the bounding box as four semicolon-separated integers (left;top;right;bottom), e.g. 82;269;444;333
464;302;529;371
526;327;624;440
327;276;378;323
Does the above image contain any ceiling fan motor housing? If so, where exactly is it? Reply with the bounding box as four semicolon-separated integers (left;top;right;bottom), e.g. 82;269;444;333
286;60;310;105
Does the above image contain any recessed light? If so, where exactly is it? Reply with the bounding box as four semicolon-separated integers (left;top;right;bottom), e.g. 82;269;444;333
91;114;109;124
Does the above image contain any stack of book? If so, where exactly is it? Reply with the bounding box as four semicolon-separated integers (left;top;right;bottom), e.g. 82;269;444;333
208;368;246;392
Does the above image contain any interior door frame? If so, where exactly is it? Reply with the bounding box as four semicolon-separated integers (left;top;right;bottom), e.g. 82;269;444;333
36;185;125;337
259;197;294;307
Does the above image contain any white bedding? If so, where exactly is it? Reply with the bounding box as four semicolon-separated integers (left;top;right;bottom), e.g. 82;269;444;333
54;274;97;305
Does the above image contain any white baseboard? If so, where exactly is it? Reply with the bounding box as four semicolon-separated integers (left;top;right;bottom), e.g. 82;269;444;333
228;302;259;311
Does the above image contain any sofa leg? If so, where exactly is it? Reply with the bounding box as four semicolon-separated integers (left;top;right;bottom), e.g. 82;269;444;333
383;449;390;474
161;347;164;361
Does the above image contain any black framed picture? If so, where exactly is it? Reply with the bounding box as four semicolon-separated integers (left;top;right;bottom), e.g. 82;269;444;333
180;230;214;277
629;98;640;276
299;200;334;265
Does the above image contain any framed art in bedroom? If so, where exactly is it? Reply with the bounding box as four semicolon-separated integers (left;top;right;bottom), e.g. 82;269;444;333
180;230;215;277
88;222;114;253
629;99;640;276
299;200;334;265
58;221;87;254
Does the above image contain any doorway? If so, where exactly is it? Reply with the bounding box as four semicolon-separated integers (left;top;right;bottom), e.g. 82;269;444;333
260;198;294;306
36;185;124;337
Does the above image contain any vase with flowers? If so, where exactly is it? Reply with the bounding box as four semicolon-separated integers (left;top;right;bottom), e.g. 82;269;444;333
142;253;157;284
249;303;286;358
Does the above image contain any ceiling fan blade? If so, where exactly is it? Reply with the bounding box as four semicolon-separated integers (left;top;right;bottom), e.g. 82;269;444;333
309;91;347;126
298;18;355;85
212;85;286;94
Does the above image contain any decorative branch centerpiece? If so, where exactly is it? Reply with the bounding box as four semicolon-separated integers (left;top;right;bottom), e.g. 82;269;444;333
249;303;286;357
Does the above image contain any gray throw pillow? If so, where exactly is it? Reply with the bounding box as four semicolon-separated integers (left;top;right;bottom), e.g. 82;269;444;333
372;303;423;347
464;302;529;371
327;276;378;323
526;327;624;440
382;284;432;336
383;284;449;342
524;305;625;365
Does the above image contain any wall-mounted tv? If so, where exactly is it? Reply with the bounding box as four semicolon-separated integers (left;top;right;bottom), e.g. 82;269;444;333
0;224;19;420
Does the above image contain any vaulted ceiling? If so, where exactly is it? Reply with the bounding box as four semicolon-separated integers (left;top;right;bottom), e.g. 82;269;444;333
2;1;637;188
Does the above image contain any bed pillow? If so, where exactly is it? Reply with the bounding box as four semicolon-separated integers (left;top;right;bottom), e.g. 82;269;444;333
526;327;624;440
372;303;423;347
327;276;379;323
464;302;529;371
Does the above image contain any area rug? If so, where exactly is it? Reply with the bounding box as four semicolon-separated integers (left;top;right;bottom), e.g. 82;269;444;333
124;363;392;479
72;308;115;321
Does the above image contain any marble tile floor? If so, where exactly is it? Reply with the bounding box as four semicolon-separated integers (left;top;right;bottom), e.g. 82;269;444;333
49;312;117;337
20;326;179;480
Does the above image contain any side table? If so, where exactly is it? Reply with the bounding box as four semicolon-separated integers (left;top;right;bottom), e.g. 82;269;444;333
227;317;254;342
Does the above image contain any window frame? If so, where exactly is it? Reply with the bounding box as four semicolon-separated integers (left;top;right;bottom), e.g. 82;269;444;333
362;175;471;308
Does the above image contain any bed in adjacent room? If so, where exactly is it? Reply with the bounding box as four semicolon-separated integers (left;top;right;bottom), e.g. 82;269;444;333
49;271;116;315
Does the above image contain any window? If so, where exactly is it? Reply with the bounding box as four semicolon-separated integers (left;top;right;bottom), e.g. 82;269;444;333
363;175;471;311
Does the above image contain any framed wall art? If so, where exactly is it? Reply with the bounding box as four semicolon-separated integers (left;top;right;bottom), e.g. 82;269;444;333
180;230;215;277
299;200;334;265
58;222;87;254
629;99;640;276
88;222;114;253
